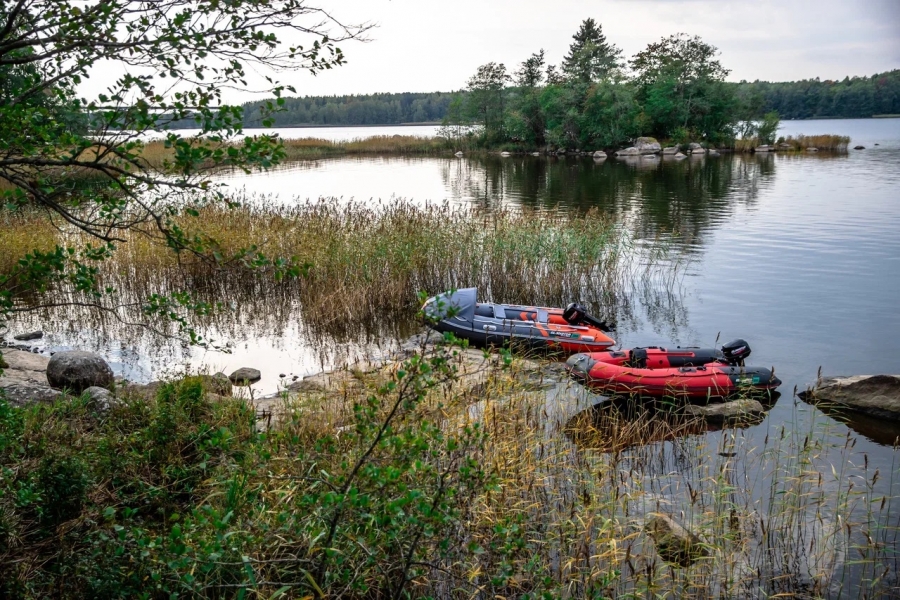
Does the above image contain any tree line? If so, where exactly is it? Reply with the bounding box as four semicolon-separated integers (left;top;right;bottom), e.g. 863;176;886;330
239;21;898;149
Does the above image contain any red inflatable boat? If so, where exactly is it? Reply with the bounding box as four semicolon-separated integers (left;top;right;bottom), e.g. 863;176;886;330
565;339;781;399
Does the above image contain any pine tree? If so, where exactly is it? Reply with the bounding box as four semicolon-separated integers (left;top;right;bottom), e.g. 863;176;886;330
561;18;621;83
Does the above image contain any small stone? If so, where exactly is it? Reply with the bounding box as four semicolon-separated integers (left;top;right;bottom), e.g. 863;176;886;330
592;150;607;159
47;350;114;394
229;367;261;386
454;151;463;157
500;151;511;157
13;330;43;341
807;147;819;152
279;373;286;378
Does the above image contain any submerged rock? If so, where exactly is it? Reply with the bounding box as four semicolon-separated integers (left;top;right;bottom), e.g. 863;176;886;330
674;152;687;159
229;367;262;386
683;398;765;424
854;145;865;150
592;150;607;159
645;514;708;567
707;149;720;156
800;375;900;420
46;350;114;393
615;147;640;156
13;330;43;341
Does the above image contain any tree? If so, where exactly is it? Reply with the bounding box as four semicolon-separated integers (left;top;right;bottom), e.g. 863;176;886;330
630;33;737;142
511;50;547;146
561;18;621;83
465;62;510;143
0;1;366;345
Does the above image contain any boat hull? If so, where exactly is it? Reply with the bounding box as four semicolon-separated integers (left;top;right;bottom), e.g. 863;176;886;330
566;352;781;399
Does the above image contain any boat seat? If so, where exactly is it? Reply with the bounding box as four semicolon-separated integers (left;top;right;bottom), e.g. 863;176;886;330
474;304;494;318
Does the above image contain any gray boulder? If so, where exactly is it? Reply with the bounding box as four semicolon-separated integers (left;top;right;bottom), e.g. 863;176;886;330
615;147;640;156
800;375;900;420
592;150;607;159
13;330;43;341
84;386;117;412
688;142;706;154
673;152;687;159
683;399;765;424
454;151;464;157
531;151;541;156
854;145;865;150
755;145;773;152
707;149;720;156
555;148;567;155
634;136;661;155
499;151;512;157
46;350;114;393
645;514;708;567
229;367;262;386
662;146;678;155
807;147;819;152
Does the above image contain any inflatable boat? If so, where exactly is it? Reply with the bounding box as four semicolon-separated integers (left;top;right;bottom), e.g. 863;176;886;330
566;339;780;399
423;288;616;353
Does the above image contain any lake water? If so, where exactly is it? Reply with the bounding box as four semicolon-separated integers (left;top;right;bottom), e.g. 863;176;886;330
8;119;900;455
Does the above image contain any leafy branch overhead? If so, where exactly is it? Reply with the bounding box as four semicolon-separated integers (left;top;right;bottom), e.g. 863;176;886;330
0;0;368;340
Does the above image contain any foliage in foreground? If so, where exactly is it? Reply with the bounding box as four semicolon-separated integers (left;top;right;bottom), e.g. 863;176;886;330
1;342;898;598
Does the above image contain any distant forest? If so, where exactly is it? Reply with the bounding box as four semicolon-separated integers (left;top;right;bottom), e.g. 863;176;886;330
242;70;900;128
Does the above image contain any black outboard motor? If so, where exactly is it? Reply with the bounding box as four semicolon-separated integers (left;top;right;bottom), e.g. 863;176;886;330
563;303;614;333
721;339;751;366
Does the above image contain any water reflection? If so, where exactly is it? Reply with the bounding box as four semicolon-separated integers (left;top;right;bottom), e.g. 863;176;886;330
439;154;776;244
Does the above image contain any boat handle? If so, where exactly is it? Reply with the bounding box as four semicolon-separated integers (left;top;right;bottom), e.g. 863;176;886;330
483;325;497;331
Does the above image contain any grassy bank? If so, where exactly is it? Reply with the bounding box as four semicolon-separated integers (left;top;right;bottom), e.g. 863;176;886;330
1;345;897;598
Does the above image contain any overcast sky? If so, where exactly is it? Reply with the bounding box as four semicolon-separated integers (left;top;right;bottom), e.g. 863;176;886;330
257;0;900;98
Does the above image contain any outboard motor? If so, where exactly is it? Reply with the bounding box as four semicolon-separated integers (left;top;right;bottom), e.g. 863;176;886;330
563;303;614;333
721;339;751;365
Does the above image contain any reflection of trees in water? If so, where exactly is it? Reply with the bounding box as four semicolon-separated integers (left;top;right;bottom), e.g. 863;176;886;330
440;155;777;245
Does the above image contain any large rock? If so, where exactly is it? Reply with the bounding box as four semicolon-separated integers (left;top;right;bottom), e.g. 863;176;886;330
0;349;62;407
662;146;678;155
800;375;900;420
592;150;607;159
688;142;706;155
615;147;640;156
854;145;865;150
683;398;765;424
645;514;708;567
46;351;114;393
229;367;262;386
755;145;773;152
673;152;687;159
634;137;661;155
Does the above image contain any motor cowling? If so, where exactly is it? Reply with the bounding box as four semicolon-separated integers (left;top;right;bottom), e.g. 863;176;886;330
563;303;614;332
721;339;751;365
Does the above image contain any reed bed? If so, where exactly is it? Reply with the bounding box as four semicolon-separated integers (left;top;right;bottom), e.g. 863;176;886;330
2;199;649;343
782;134;851;152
